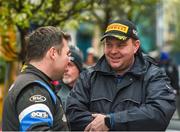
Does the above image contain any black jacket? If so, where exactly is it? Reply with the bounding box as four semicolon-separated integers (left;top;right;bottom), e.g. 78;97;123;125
66;53;176;131
56;81;72;111
2;64;68;131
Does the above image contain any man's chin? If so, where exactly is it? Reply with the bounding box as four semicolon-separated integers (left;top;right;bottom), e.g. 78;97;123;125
110;63;121;69
62;78;71;84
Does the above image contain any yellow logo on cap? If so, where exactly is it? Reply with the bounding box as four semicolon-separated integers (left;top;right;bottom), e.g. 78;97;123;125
105;23;129;33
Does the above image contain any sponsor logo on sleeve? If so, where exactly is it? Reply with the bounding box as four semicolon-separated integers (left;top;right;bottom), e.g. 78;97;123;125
31;111;49;118
29;95;46;103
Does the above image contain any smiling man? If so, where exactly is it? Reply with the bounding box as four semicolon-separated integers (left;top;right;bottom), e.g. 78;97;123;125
66;20;176;131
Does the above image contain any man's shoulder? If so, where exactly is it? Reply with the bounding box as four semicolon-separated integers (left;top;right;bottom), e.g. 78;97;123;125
10;73;43;92
143;54;158;66
10;73;57;104
144;58;166;79
80;66;95;76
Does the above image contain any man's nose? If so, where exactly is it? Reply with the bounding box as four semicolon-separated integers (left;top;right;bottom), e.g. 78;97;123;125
64;65;69;72
111;46;118;54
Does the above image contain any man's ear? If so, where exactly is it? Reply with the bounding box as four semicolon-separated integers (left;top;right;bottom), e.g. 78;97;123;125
47;47;57;60
133;40;140;54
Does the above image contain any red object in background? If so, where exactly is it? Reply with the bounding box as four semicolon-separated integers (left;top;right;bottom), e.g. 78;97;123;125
51;80;60;86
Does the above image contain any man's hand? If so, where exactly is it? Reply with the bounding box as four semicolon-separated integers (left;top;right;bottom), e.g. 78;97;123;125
84;113;109;132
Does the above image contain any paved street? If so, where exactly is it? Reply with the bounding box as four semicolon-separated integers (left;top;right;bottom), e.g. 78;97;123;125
167;110;180;131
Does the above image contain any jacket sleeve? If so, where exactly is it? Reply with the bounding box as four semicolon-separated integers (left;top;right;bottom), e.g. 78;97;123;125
16;84;57;131
66;71;94;131
111;66;176;130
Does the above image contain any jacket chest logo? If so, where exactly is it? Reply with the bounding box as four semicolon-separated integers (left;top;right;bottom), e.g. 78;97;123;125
29;95;46;103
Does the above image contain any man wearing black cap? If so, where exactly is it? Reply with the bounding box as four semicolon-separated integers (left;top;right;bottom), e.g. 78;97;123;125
56;45;83;111
66;20;176;131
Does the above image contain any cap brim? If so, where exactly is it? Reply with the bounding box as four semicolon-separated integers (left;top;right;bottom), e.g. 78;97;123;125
100;33;128;41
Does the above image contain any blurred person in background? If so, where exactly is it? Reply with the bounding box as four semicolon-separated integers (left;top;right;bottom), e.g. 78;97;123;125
159;51;179;94
66;19;176;131
2;26;71;131
84;47;98;68
56;45;83;111
159;51;180;118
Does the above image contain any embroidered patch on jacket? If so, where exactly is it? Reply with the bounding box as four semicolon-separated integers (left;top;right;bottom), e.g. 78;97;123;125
31;111;49;118
29;95;46;103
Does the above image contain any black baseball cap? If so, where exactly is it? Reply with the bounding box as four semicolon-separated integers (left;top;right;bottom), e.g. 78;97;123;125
101;19;139;41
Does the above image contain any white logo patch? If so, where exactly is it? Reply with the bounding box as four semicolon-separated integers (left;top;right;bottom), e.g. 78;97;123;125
133;29;138;36
29;95;46;102
62;114;67;122
31;111;48;118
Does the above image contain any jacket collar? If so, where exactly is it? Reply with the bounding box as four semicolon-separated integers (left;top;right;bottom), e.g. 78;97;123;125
21;64;55;91
94;52;148;76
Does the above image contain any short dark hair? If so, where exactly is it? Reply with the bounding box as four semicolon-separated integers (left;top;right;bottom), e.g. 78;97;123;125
25;26;71;62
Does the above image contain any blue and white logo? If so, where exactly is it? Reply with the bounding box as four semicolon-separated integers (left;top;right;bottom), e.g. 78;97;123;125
31;111;48;118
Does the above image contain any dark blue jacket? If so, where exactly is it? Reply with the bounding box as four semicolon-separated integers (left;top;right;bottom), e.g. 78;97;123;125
66;53;176;131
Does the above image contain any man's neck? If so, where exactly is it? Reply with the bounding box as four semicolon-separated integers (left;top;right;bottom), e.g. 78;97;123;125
29;60;52;80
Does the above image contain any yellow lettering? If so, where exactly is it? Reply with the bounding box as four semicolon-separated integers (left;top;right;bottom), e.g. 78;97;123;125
106;23;129;33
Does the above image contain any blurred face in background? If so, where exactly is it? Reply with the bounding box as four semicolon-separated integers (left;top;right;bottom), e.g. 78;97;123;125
62;61;80;87
86;53;95;65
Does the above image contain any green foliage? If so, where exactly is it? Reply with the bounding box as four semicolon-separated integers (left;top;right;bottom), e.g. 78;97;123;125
0;0;160;33
0;0;96;30
0;0;160;61
0;0;97;61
